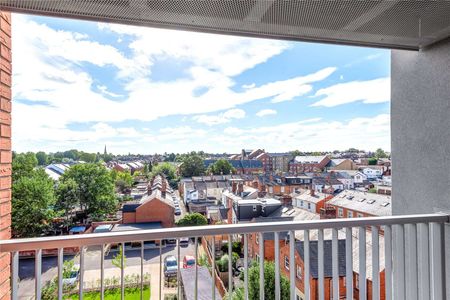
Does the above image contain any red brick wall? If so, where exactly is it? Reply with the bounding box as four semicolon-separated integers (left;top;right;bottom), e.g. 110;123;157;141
135;198;175;227
0;10;11;300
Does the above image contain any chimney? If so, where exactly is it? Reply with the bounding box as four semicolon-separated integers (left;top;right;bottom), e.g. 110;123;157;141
237;182;244;196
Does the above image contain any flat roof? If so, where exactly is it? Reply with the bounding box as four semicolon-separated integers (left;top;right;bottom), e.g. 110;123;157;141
111;222;162;232
180;266;222;300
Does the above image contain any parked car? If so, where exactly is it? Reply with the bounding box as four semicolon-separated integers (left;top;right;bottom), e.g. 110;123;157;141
175;207;182;215
179;237;190;247
164;255;178;278
62;264;80;286
183;255;196;268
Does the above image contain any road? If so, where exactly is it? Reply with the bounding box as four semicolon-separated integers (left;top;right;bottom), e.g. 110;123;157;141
18;241;195;299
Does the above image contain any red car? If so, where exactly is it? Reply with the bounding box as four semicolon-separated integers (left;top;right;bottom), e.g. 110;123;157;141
183;255;196;268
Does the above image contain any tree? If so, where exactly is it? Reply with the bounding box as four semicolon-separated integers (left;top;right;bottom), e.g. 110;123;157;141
12;152;38;182
242;261;290;300
36;151;48;166
368;157;378;165
112;245;127;270
179;154;205;177
151;162;177;180
176;213;207;227
290;150;302;157
60;163;117;220
375;148;388;159
12;168;56;237
111;170;133;193
55;178;79;227
79;152;97;163
207;159;235;175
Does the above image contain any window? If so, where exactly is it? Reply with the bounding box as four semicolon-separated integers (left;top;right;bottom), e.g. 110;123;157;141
347;211;353;218
338;208;344;217
307;203;311;210
296;265;302;280
300;200;304;207
284;256;289;270
357;213;363;218
281;186;285;193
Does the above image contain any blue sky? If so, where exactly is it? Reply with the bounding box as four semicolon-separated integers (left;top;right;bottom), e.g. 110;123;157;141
12;14;390;154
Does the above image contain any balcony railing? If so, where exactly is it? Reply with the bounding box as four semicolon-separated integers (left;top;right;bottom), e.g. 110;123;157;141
0;213;448;300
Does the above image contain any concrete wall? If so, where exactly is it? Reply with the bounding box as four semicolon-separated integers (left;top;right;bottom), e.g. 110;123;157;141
392;37;450;299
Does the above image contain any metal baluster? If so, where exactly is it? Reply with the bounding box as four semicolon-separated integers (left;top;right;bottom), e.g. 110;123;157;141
430;222;445;300
35;249;42;300
345;227;353;300
121;243;125;300
212;236;216;300
289;230;295;300
177;238;181;300
405;224;418;300
228;234;234;300
274;232;280;300
12;251;18;300
393;224;405;300
371;226;380;300
58;248;63;300
159;240;162;300
332;228;339;300
140;241;144;300
304;230;310;300
384;225;392;300
195;237;199;300
359;226;366;300
101;244;105;300
259;232;264;300
244;234;249;300
318;229;324;300
417;223;430;300
79;246;84;300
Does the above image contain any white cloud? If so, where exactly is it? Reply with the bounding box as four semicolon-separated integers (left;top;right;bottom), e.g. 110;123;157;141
97;85;123;98
218;114;390;152
256;109;277;117
311;78;390;107
242;83;256;89
193;109;246;126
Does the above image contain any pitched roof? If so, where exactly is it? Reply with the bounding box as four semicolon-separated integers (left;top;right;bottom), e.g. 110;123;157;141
296;240;346;278
294;155;328;164
327;190;391;216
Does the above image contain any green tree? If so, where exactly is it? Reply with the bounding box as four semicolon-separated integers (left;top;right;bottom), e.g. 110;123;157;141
374;148;388;159
36;151;48;166
368;157;378;165
245;261;290;300
55;178;79;227
207;159;235;175
151;162;177;180
176;213;207;226
112;245;127;270
12;168;56;237
12;152;38;182
290;150;302;157
111;170;133;193
179;154;205;177
79;152;97;163
60;163;117;220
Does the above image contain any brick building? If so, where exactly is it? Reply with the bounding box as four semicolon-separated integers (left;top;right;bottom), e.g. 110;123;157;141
0;10;11;300
121;175;175;227
289;155;331;174
255;152;272;173
268;153;293;173
280;240;347;300
327;190;391;218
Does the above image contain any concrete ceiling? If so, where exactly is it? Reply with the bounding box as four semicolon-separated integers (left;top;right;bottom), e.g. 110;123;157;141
1;0;450;50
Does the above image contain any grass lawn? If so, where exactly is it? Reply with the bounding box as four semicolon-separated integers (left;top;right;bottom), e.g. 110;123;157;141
63;286;150;300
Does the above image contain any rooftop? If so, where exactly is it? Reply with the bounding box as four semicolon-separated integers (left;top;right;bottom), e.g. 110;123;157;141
328;190;392;216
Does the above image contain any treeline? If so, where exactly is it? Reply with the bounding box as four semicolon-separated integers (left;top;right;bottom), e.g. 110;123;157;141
16;149;114;166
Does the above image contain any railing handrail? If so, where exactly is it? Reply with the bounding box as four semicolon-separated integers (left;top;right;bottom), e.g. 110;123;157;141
0;213;448;252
